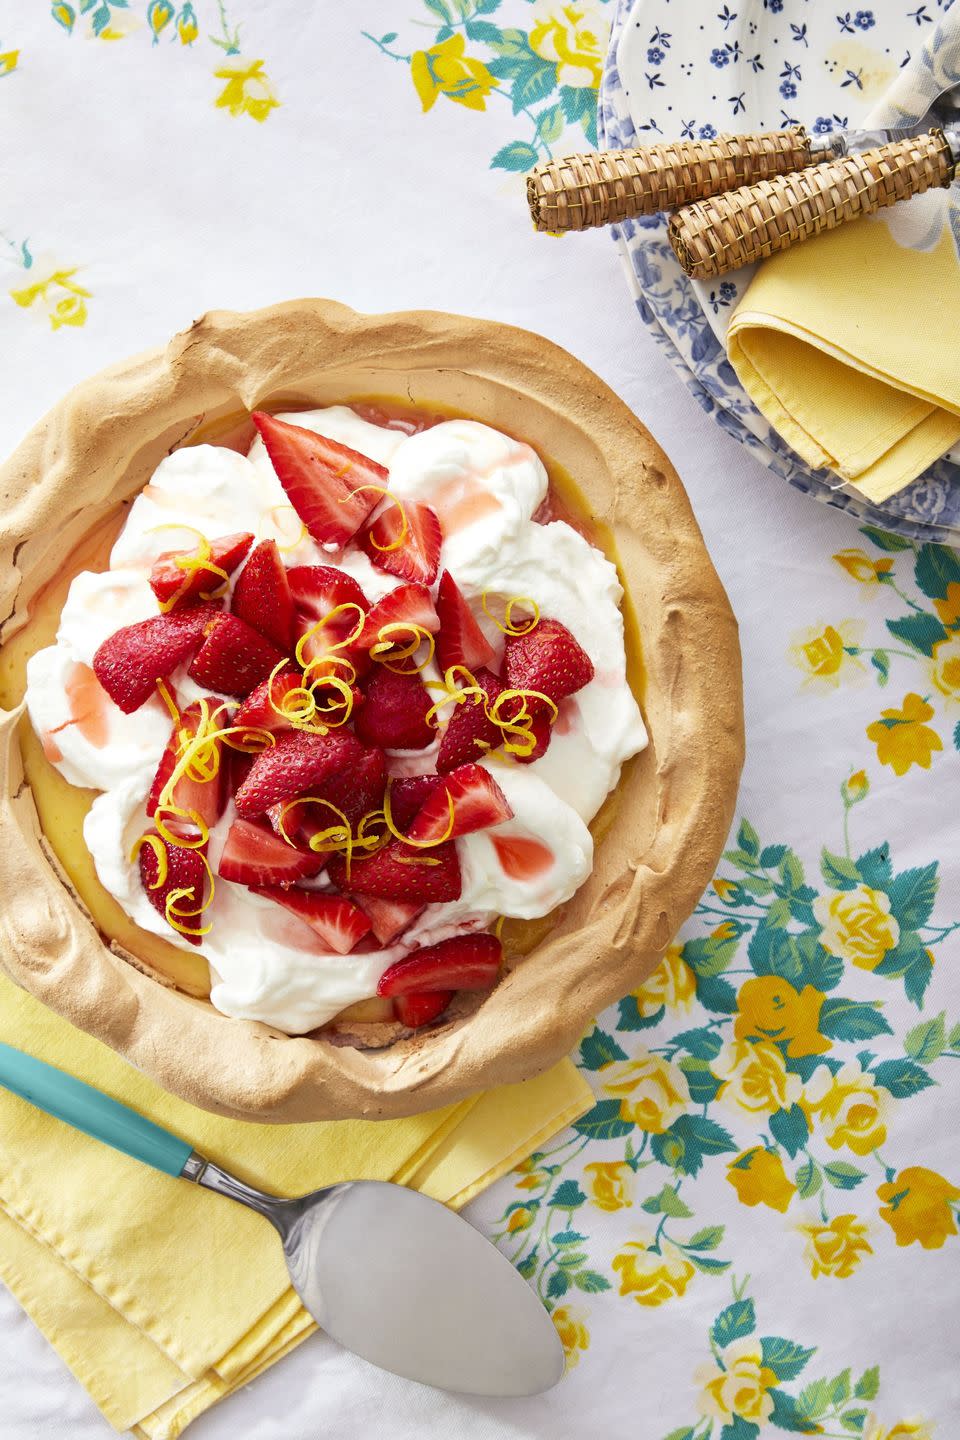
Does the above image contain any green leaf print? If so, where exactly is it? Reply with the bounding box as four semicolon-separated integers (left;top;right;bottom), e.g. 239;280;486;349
856;845;893;889
854;1365;880;1400
904;1011;947;1062
769;1388;820;1433
829;1369;852;1404
536;101;564;143
695;975;739;1013
760;1336;815;1382
490;140;540;171
720;1420;760;1440
685;1226;725;1251
888;863;938;930
842;1410;869;1432
820;848;861;890
550;1179;586;1208
573;1270;611;1293
640;1184;693;1218
795;1155;823;1197
860;524;912;552
822;1161;867;1190
663;1430;697;1440
871;650;890;685
579;1028;627;1069
684;931;741;977
551;1229;586;1245
710;1297;756;1347
679;1056;723;1104
885;613;949;656
546;1269;569;1299
769;1104;810;1158
798;1377;832;1419
818;997;893;1042
572;1099;633;1140
617;995;665;1030
671;1027;723;1059
651;1114;738;1177
464;20;502;43
871;1058;936;1098
914;542;960;600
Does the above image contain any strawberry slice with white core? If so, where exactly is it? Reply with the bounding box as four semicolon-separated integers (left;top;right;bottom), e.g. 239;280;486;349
251;412;386;548
407;763;512;843
138;832;208;946
356;895;424;945
251;887;371;954
503;617;594;705
359;498;442;587
93;603;222;714
435;570;495;672
233;667;304;734
354;668;434;751
377;934;502;996
356;583;440;652
234;729;364;819
329;838;461;903
436;666;503;773
218;818;325;886
187;613;288;698
149;532;253;610
146;699;228;835
394;991;452;1028
286;564;370;672
231;539;294;652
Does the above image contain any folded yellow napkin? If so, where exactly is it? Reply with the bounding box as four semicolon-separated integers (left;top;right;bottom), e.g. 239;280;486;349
727;219;960;501
0;975;591;1438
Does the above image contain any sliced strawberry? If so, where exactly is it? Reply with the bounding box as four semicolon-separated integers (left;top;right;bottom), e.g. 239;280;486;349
218;817;325;887
357;583;440;651
359;498;442;586
388;776;441;830
146;699;227;834
187;613;287;698
234;666;304;734
286;564;370;672
512;708;553;765
436;667;503;773
138;832;208;946
251;887;371;954
394;991;452;1028
93;603;221;714
354;668;434;751
268;746;386;841
408;764;512;842
356;895;424;945
329;838;461;903
252;412;386;547
435;570;495;672
377;934;502;996
149;532;253;610
234;729;364;819
225;744;255;797
231;540;294;651
503;617;594;705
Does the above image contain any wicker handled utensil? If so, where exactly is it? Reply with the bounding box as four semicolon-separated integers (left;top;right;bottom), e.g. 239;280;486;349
527;129;818;233
668;130;955;279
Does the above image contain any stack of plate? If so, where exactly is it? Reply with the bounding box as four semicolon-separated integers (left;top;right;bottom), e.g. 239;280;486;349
599;0;960;541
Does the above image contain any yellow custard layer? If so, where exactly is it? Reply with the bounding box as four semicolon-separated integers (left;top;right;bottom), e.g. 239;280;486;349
0;400;645;1016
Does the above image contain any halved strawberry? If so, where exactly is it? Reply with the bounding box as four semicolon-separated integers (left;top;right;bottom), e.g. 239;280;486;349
149;532;253;610
251;887;371;954
286;564;370;672
388;775;440;830
503;617;594;704
268;745;386;841
252;412;386;547
377;934;502;996
329;838;461;903
354;668;433;751
512;709;553;765
234;666;304;734
187;613;287;698
357;583;440;651
218;817;325;886
356;895;424;945
231;540;294;651
234;729;364;818
408;764;512;842
93;603;222;714
435;570;495;672
146;699;227;834
394;991;452;1028
138;831;208;946
225;744;255;797
436;667;503;773
359;498;442;586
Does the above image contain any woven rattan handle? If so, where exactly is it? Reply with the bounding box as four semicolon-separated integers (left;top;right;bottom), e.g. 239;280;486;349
527;129;813;233
668;130;954;279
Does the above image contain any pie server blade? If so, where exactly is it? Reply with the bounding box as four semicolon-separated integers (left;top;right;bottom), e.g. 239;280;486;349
0;1041;564;1397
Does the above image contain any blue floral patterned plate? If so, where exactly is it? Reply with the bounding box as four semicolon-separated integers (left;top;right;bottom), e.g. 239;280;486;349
599;0;960;541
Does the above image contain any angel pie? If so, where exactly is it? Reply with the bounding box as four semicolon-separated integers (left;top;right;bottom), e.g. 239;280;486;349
25;404;647;1037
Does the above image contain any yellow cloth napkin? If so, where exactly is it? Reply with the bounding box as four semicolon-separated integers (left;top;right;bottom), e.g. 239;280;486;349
726;206;960;502
0;975;592;1439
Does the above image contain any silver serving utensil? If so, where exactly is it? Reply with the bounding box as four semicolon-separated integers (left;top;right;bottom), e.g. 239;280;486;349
0;1042;564;1396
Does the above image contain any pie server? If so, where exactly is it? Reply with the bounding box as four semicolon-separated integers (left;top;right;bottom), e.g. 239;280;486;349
0;1042;564;1396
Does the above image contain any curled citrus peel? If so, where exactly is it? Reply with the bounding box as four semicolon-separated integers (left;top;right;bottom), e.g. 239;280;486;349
371;622;435;675
147;524;230;612
130;832;169;888
343;485;408;553
265;660;355;736
156;679;181;726
295;602;366;674
487;688;558;759
481;592;540;637
424;665;484;727
382;777;455;849
165;851;215;938
263;504;308;553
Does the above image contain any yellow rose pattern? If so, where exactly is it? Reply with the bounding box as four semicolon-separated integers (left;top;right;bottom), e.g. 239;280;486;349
50;0;278;119
4;238;91;331
364;0;612;171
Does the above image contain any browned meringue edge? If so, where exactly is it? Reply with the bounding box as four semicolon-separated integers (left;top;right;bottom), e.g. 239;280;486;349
0;299;744;1122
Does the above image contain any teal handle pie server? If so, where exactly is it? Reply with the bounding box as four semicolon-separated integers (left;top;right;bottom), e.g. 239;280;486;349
0;1041;564;1396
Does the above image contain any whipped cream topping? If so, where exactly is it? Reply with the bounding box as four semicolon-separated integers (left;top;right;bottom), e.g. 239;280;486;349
26;407;647;1034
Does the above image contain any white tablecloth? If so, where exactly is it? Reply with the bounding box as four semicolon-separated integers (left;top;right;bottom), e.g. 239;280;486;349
1;4;956;1438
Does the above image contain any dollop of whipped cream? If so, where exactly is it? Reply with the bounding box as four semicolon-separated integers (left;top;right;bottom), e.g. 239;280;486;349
26;408;647;1034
